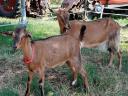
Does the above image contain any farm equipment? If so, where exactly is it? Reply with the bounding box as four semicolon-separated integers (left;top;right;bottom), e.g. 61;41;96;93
0;0;49;18
61;0;128;19
89;0;128;18
0;0;20;17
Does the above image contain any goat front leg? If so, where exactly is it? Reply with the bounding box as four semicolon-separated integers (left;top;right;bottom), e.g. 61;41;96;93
25;71;33;96
79;66;89;90
39;69;45;96
79;66;91;96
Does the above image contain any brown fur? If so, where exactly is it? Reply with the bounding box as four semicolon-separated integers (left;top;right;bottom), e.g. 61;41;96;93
53;8;122;71
12;26;89;96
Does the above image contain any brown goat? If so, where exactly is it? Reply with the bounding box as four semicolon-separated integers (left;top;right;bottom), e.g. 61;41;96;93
50;8;122;71
12;26;89;96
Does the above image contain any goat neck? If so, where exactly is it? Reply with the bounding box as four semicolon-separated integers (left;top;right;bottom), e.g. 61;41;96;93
21;37;34;65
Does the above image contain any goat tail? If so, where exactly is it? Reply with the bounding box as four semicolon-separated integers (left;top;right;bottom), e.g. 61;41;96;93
79;25;86;41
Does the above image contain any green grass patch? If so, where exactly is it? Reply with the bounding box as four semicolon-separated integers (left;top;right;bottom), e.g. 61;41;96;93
0;88;18;96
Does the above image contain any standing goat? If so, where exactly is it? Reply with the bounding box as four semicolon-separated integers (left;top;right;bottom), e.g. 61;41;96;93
12;26;89;96
50;8;122;71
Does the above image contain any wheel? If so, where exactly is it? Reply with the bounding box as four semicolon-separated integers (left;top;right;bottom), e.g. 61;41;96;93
0;0;20;18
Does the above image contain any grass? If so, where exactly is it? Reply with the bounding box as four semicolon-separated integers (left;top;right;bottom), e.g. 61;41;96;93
27;18;60;39
0;17;128;96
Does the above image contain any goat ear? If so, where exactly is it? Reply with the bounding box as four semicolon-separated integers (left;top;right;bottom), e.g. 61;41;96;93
0;31;13;37
47;4;56;14
49;8;57;14
23;29;31;38
26;32;32;38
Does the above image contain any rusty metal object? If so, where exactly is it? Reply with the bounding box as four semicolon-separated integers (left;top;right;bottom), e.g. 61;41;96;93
27;0;49;16
0;0;50;18
61;0;85;10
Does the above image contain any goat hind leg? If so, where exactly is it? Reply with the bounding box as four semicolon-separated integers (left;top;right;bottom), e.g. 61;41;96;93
108;51;115;67
117;49;122;71
79;66;92;96
79;66;89;90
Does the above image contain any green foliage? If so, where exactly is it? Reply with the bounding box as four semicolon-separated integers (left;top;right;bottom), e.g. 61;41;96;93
27;19;59;39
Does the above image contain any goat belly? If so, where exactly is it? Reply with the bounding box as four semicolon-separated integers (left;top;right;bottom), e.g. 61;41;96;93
45;51;69;68
46;61;66;68
44;51;70;68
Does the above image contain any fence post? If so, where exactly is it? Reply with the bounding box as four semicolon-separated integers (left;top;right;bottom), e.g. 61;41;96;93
19;0;27;27
100;5;104;18
84;0;88;19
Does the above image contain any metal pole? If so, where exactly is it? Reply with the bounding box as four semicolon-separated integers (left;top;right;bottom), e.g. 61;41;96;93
100;5;104;18
19;0;27;27
84;0;87;19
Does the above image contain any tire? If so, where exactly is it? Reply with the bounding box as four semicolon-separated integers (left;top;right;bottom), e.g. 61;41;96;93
0;0;20;18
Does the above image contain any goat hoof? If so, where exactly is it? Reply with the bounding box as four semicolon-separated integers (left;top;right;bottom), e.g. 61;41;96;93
71;80;77;86
83;86;91;96
107;64;111;68
25;91;30;96
70;80;77;88
107;66;112;68
107;65;112;68
25;94;30;96
118;67;122;71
